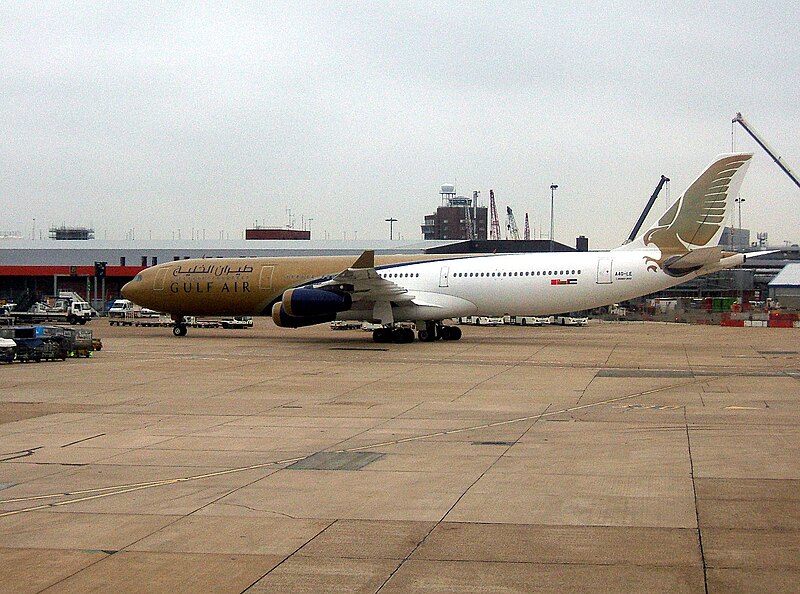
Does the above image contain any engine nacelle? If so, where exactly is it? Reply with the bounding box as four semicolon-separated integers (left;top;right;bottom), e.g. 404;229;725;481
271;288;353;328
281;288;352;317
271;302;336;328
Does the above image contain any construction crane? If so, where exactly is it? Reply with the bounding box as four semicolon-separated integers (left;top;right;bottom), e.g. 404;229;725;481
463;198;474;240
506;206;521;240
625;175;670;244
733;112;800;190
523;213;530;240
489;190;501;241
462;191;478;240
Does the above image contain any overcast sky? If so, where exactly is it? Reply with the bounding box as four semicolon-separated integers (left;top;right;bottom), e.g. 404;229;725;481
2;2;798;248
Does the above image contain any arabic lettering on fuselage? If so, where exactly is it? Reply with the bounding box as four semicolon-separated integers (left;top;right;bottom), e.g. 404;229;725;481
172;264;254;277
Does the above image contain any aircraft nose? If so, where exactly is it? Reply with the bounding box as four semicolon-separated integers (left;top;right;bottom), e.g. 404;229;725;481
121;281;133;300
121;274;145;303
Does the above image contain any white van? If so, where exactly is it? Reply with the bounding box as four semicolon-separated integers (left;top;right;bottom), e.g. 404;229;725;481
108;299;140;320
506;315;550;326
553;314;589;326
459;316;504;326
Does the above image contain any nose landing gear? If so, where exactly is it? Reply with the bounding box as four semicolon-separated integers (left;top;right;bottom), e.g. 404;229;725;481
172;317;188;337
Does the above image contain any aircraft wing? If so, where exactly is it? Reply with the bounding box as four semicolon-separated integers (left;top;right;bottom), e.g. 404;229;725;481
313;250;415;304
315;267;415;303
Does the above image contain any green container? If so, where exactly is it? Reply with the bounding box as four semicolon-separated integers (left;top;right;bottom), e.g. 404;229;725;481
712;297;736;312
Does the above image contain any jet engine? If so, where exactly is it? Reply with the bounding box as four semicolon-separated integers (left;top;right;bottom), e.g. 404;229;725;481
271;288;352;328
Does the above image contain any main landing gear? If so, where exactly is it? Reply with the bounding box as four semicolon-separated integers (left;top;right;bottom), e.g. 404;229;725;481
417;320;461;342
372;321;462;343
172;317;188;337
372;326;414;343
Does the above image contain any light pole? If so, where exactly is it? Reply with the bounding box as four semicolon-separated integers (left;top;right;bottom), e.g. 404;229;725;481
549;184;558;244
735;196;746;231
385;218;397;240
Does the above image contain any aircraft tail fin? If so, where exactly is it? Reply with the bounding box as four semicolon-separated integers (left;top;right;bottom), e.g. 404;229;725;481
619;153;753;254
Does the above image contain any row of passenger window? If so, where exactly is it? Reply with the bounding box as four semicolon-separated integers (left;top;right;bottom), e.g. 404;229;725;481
453;269;581;277
379;269;582;279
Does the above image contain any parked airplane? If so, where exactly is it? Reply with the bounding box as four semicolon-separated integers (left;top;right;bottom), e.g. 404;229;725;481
122;153;754;342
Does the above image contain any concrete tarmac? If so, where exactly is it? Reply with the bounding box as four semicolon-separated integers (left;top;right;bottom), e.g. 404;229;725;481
0;320;798;593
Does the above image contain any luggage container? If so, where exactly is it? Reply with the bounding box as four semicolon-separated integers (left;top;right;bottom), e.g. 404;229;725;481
0;337;15;362
13;337;45;362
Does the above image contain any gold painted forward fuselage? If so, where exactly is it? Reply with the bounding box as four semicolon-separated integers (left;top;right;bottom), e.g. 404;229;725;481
121;254;450;317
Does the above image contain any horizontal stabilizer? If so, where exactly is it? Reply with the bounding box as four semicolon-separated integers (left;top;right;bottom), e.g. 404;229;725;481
743;250;779;260
664;246;722;272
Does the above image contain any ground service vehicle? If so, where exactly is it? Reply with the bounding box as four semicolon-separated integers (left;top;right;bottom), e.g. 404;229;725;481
108;299;142;326
0;325;98;361
6;300;92;325
553;314;589;326
220;316;254;329
505;315;550;326
0;338;15;362
459;316;504;326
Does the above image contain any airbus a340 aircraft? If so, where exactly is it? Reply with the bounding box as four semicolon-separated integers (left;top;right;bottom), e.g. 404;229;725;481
122;153;755;343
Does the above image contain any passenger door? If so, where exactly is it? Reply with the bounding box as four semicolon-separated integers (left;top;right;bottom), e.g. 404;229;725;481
597;258;613;284
259;266;275;291
153;268;168;291
439;266;450;288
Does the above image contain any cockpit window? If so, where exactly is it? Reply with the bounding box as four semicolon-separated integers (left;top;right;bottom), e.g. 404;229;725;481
133;274;144;281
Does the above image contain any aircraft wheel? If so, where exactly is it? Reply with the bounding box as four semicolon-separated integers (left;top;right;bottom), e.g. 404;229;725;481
373;328;391;343
391;328;413;343
417;329;431;342
418;321;439;342
441;325;462;341
173;324;188;337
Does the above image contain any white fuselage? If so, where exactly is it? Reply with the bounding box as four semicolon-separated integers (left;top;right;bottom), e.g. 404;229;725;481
341;249;738;322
